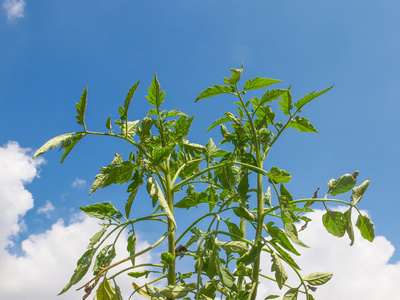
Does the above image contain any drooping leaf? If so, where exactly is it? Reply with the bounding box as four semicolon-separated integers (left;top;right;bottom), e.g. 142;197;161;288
147;176;176;228
304;272;333;286
283;288;298;300
75;86;87;126
80;203;122;220
58;248;96;295
294;85;334;110
237;241;262;265
127;232;136;265
195;85;233;102
322;211;346;237
233;206;256;222
93;245;116;275
175;192;210;209
268;167;291;183
215;240;248;255
125;170;144;218
185;227;204;248
119;80;140;121
158;284;196;299
244;77;281;91
223;63;243;85
266;222;300;256
131;282;151;299
289;116;318;133
87;223;109;249
271;252;288;289
328;173;357;196
33;132;75;159
351;179;370;204
269;243;301;270
237;172;249;202
344;207;355;246
127;270;150;278
217;262;238;292
356;215;375;242
60;132;86;163
145;73;165;109
96;279;118;300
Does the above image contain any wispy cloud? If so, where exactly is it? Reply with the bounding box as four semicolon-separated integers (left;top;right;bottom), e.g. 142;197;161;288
36;200;55;218
2;0;25;22
71;177;86;189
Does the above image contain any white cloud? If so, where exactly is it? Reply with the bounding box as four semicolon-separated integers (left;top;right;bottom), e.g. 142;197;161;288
72;177;87;189
2;0;25;22
257;208;400;299
36;200;55;218
0;142;155;300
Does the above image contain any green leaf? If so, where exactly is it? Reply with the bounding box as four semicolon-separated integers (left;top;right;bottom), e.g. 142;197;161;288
217;262;238;292
119;80;140;121
147;176;176;228
159;284;196;299
106;116;112;130
127;232;136;265
75;86;87;126
33;132;75;159
283;288;298;300
237;241;262;265
161;252;175;264
328;173;357;196
344;207;355;246
265;296;280;299
87;224;109;249
222;219;243;241
269;243;300;270
244;77;281;91
80;203;122;220
322;211;346;237
215;240;248;255
304;272;333;286
195;85;233;102
294;85;334;110
268;167;291;183
264;186;272;206
278;89;293;115
259;89;287;105
185;227;204;248
351;179;370;204
233;206;256;222
266;222;300;256
151;144;175;166
125;170;144;218
60;132;86;163
175;192;210;209
223;63;243;85
93;245;116;275
127;270;150;278
289;116;318;133
140;116;155;136
131;282;151;299
238;172;249;202
356;215;375;242
145;73;165;109
271;252;288;289
96;279;118;300
58;248;96;295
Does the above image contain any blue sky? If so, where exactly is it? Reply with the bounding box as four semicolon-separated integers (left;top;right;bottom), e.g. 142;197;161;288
1;1;400;299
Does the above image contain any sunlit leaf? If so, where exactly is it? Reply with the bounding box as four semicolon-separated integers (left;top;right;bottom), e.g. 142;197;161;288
195;85;233;102
289;116;318;133
119;80;140;121
80;203;122;220
278;89;293;115
96;279;118;300
356;215;375;242
268;167;291;183
224;63;243;85
328;173;357;196
159;284;196;299
294;85;334;110
351;179;370;204
271;252;288;289
244;76;281;91
322;211;346;237
283;288;298;300
33;132;75;159
75;87;87;126
304;272;333;286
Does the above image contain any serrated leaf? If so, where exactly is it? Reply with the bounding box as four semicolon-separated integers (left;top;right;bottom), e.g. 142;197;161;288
195;85;233;102
119;80;140;121
271;252;288;289
152;144;175;166
289;116;318;133
304;272;333;286
125;171;144;218
244;77;281;91
356;215;375;242
283;288;298;300
145;73;165;109
58;248;96;295
322;211;346;237
60;132;86;163
294;85;334;110
351;179;370;204
328;173;357;196
147;176;176;228
175;192;210;209
260;89;287;105
80;203;122;220
278;89;293;115
33;132;75;159
75;86;87;126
